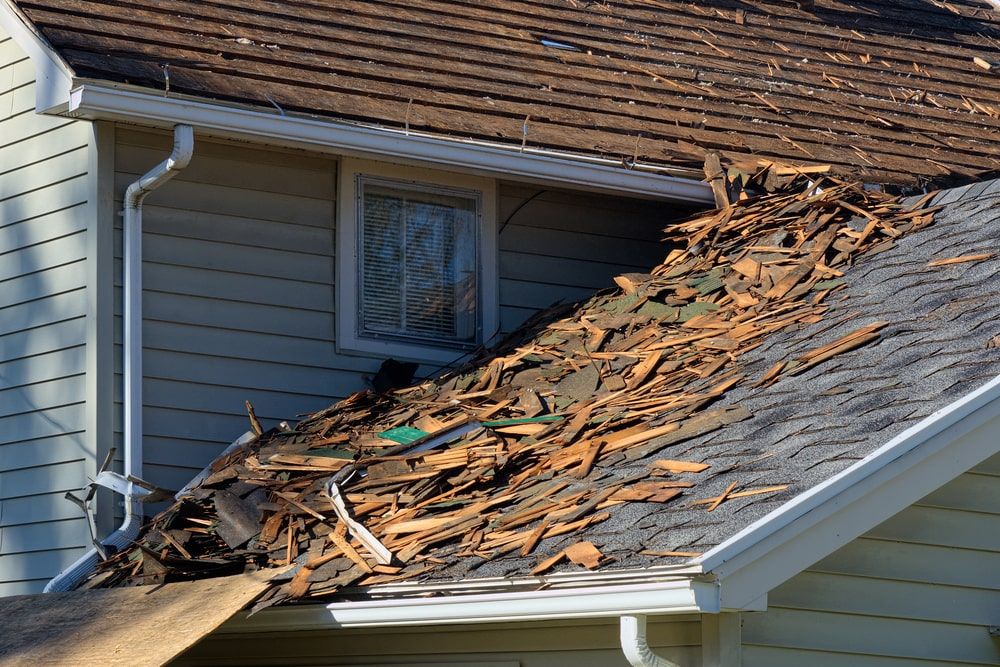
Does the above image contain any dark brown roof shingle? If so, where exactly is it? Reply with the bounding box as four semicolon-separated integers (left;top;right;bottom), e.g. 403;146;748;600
16;0;1000;185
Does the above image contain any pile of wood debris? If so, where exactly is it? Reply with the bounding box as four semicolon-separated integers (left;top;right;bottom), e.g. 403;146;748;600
80;174;938;610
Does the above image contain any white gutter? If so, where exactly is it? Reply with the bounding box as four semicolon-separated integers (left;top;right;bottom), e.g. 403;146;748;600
45;124;194;592
620;615;681;667
66;84;714;204
220;579;720;632
697;372;1000;609
350;562;704;598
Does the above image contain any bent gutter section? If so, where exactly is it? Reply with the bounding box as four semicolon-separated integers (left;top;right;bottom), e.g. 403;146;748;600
45;124;194;593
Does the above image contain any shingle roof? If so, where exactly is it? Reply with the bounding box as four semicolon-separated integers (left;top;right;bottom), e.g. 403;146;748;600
80;175;1000;608
15;0;1000;186
468;178;1000;578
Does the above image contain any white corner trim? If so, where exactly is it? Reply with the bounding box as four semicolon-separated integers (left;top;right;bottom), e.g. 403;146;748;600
0;0;73;112
67;84;714;203
699;373;1000;609
220;579;720;632
700;612;741;667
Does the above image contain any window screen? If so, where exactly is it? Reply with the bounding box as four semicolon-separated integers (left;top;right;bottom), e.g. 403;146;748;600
358;178;479;347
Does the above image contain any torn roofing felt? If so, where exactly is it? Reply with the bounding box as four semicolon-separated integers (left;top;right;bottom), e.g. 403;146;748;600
76;174;1000;610
13;0;1000;186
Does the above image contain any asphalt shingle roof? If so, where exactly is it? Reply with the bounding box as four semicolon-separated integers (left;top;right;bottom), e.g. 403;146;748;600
467;178;1000;578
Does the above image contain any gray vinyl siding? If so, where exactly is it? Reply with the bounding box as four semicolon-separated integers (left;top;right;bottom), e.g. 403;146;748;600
497;183;674;333
742;452;1000;667
112;129;342;494
178;615;701;666
114;129;681;496
0;31;94;595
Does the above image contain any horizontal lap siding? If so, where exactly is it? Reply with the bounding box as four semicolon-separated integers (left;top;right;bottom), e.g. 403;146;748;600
497;183;678;334
0;31;92;594
178;616;700;665
743;453;1000;667
113;129;350;493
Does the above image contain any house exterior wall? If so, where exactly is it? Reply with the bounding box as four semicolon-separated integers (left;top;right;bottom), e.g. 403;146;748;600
112;128;679;495
0;30;99;594
177;616;701;666
742;451;1000;667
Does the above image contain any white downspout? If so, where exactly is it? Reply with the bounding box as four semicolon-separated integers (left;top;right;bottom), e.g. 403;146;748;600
620;615;682;667
45;124;194;592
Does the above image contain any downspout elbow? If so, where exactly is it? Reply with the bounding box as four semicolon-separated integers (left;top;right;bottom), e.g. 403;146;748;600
124;124;194;209
620;615;682;667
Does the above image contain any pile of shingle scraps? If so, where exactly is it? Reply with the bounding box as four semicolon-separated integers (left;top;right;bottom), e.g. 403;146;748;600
80;175;938;611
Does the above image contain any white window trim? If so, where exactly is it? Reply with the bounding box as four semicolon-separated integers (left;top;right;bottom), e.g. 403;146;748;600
336;157;499;365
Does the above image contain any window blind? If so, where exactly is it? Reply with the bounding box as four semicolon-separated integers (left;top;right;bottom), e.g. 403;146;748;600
359;180;478;346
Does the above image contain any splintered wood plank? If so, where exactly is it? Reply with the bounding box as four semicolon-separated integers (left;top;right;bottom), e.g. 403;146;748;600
652;459;711;473
765;257;817;299
0;573;273;666
329;524;374;574
574;440;603;479
788;322;888;376
927;253;994;267
565;541;604;569
707;482;739;512
531;550;566;575
693;485;790;506
519;520;551;557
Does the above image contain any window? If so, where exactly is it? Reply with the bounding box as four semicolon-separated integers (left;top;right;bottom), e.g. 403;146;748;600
337;159;498;363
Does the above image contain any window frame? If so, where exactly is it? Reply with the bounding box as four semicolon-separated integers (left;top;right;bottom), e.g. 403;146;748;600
336;157;499;364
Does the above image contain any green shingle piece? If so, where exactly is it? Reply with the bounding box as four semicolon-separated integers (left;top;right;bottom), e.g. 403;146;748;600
638;300;679;321
377;426;430;444
691;267;726;295
677;301;720;321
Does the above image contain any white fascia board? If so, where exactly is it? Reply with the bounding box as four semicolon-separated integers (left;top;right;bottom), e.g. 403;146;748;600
220;579;721;632
698;373;1000;609
67;84;714;204
0;0;73;112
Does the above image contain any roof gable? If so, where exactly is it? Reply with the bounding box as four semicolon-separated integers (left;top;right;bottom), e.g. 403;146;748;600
0;0;72;111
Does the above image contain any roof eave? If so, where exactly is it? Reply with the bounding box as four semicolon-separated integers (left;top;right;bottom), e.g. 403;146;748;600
65;83;714;204
696;372;1000;609
218;577;744;632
